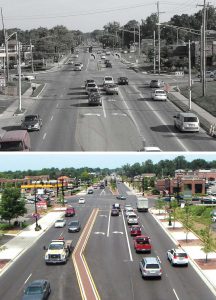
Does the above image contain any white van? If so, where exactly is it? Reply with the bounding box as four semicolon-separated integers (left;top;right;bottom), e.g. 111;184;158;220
174;112;199;132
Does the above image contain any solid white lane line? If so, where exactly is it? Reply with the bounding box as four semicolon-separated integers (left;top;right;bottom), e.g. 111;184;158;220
173;289;180;300
43;133;47;140
24;273;32;284
122;210;133;261
102;98;106;118
107;208;111;237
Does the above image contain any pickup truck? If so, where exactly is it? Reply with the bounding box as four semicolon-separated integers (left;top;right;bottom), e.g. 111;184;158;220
44;239;73;264
134;235;152;253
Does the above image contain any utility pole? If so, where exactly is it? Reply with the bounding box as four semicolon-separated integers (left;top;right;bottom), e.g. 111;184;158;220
157;2;160;75
188;40;192;110
153;30;156;74
198;0;207;96
17;42;22;112
30;38;34;73
138;23;141;57
1;8;7;82
157;1;165;75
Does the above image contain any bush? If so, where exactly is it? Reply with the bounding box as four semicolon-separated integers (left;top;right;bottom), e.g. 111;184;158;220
0;223;12;230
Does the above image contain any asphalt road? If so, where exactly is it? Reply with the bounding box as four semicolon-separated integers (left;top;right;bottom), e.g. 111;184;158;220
0;185;215;299
20;50;216;151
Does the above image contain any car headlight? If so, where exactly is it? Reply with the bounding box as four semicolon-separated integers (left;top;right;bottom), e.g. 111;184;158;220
45;254;49;259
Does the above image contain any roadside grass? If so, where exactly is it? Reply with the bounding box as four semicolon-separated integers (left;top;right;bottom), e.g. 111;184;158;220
174;206;216;244
180;81;216;118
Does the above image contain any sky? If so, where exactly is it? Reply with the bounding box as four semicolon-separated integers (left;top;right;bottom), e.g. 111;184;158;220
0;153;216;172
0;0;211;32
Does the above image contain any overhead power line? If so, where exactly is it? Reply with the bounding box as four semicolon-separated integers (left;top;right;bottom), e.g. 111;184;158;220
5;3;154;21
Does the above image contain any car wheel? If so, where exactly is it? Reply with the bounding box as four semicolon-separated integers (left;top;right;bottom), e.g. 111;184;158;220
49;288;51;295
171;260;175;266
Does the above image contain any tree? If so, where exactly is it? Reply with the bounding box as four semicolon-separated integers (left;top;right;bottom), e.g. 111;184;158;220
200;223;216;263
0;188;27;225
179;201;194;242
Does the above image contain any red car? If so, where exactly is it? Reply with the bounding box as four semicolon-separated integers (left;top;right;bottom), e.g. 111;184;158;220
134;235;152;253
65;207;75;217
130;225;142;236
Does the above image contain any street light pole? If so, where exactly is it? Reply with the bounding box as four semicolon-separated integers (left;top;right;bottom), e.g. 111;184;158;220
168;178;172;226
188;40;192;111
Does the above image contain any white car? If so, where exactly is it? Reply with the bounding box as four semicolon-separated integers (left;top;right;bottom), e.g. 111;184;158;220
86;82;98;94
127;213;138;225
54;219;66;228
151;89;167;101
78;198;85;204
103;76;114;88
105;84;118;95
12;74;35;81
167;248;189;266
125;207;134;216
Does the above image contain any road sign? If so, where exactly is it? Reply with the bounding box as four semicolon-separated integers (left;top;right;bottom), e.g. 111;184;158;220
32;213;40;218
36;201;47;209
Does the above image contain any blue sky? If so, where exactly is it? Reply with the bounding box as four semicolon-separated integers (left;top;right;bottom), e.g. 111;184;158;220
0;153;215;172
2;0;204;32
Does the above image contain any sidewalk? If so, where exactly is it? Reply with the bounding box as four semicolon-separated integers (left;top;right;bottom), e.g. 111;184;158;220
0;210;64;275
124;182;216;294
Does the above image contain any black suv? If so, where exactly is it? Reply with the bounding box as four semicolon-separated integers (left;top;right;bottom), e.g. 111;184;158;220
117;77;129;85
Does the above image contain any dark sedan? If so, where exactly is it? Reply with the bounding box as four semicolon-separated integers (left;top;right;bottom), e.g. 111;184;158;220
68;220;81;232
21;114;42;131
117;77;129;85
22;279;51;300
111;208;119;216
116;195;126;200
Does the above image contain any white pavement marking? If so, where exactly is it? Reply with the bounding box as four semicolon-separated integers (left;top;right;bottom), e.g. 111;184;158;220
56;103;59;108
85;58;90;71
107;209;111;237
112;113;127;117
84;113;101;117
122;210;133;261
173;289;180;300
132;85;189;151
118;89;144;143
50;115;53;121
100;190;105;196
94;232;105;235
113;231;124;234
24;273;32;284
42;133;47;140
102;98;106;118
99;215;107;218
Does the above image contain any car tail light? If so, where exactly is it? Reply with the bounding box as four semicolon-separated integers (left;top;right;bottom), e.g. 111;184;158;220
174;255;177;259
185;255;188;259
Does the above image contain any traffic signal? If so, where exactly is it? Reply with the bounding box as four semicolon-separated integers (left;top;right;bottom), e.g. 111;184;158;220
71;47;74;53
89;46;93;53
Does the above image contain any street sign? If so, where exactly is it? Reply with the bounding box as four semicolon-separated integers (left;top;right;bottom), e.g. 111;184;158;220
36;201;47;209
32;213;40;218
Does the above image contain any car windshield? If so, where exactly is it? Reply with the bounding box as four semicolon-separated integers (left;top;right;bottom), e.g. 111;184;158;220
176;253;187;257
146;264;159;269
87;84;96;88
184;117;198;122
49;244;63;250
56;220;63;223
155;91;165;94
25;286;43;295
137;239;149;244
105;77;113;81
25;116;37;121
69;221;79;226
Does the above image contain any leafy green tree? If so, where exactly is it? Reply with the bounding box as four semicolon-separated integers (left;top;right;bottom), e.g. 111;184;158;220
0;188;27;225
178;202;194;242
200;223;216;262
155;199;166;215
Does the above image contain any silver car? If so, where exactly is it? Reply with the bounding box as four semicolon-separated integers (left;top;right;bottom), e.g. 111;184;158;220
139;257;162;279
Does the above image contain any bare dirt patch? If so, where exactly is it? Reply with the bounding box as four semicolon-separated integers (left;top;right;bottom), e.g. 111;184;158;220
168;227;184;231
0;259;10;270
195;258;216;270
178;239;203;246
